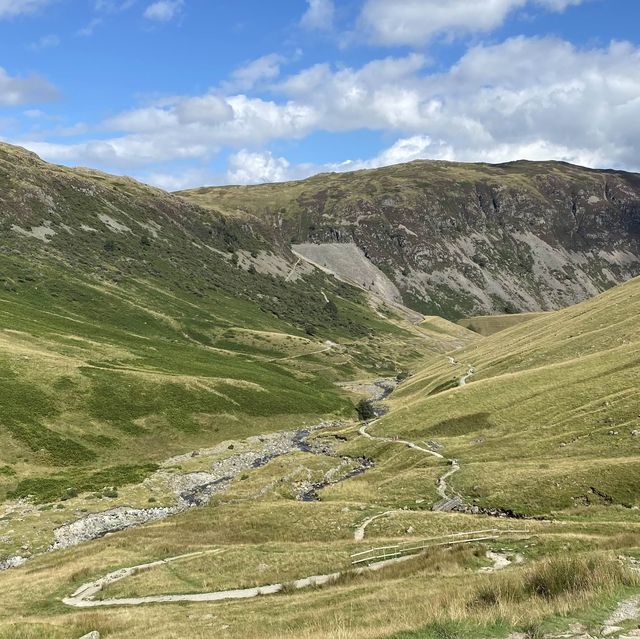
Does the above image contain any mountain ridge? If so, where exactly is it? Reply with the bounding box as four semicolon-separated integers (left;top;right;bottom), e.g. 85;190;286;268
179;157;640;319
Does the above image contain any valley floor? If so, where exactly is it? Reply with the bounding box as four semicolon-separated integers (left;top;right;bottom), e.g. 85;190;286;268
1;358;640;639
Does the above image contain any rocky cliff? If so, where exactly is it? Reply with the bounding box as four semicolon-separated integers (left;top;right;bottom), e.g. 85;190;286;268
180;160;640;318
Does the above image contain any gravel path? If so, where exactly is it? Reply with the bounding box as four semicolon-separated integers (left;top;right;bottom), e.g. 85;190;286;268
353;511;398;542
63;550;418;608
436;460;460;500
459;366;475;386
358;422;444;459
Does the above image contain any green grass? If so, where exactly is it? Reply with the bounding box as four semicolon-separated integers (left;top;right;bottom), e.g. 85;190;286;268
8;463;159;503
369;275;640;516
387;619;512;639
1;144;640;639
458;312;549;336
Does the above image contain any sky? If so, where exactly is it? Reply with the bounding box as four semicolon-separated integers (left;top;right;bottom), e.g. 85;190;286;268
0;0;639;189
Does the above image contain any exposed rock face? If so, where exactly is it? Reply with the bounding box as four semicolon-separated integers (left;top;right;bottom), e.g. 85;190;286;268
180;160;640;318
292;242;403;304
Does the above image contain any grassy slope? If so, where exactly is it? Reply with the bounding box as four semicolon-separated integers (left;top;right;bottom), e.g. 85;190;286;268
0;288;640;639
377;275;640;514
0;143;471;505
457;312;549;336
0;281;639;638
0;147;639;638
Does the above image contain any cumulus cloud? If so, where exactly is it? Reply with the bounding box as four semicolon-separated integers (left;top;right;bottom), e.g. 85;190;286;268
227;54;284;91
17;36;640;179
141;166;218;191
143;0;183;22
0;67;59;106
300;0;334;31
358;0;593;46
0;0;55;18
226;150;294;184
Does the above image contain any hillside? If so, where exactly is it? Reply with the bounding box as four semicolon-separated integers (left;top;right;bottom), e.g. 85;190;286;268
1;144;640;639
374;274;640;515
0;250;638;638
0;142;475;522
457;311;549;336
179;160;640;319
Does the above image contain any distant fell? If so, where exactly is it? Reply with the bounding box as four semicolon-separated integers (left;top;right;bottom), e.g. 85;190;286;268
179;159;640;319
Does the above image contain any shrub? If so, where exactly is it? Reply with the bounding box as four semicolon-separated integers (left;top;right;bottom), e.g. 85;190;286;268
61;487;78;501
469;554;636;610
356;399;376;421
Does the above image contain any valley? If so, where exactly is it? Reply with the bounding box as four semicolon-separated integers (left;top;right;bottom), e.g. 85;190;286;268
0;143;639;639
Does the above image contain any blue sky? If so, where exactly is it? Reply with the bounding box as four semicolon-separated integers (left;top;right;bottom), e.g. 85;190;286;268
0;0;639;189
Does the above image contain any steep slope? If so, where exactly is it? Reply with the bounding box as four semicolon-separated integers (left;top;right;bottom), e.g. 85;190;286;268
373;274;640;514
179;159;640;319
0;142;473;507
457;311;549;336
0;282;638;639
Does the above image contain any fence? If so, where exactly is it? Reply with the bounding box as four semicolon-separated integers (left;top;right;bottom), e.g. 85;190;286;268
350;527;530;566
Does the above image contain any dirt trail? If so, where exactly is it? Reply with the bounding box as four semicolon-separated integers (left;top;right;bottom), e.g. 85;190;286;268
459;366;475;386
63;550;418;608
358;422;444;459
436;461;460;500
602;557;640;633
354;511;398;542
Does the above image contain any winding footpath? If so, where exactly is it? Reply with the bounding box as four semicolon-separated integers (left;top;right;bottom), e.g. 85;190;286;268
458;366;475;386
357;422;444;459
353;511;398;542
358;357;476;518
64;550;418;608
436;460;461;500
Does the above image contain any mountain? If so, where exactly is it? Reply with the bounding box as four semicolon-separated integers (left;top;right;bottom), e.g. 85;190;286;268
179;159;640;319
1;143;640;639
0;142;471;505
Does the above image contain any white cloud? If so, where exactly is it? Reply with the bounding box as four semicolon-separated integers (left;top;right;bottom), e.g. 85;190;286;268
228;54;284;91
141;166;217;190
28;34;60;50
0;0;54;18
0;67;59;106
358;0;593;46
94;0;136;12
78;18;102;36
17;36;640;179
227;150;293;184
300;0;334;31
143;0;183;22
277;53;429;131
